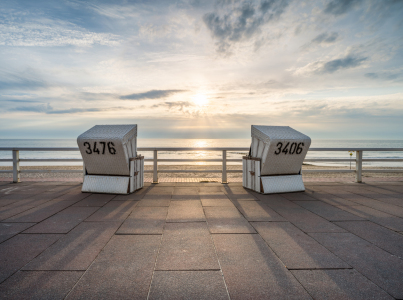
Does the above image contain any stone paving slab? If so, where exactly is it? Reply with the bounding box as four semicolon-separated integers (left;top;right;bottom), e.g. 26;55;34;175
0;271;83;300
0;223;36;243
260;196;346;233
252;222;350;269
25;191;74;204
146;186;174;195
279;192;317;201
136;198;171;207
171;194;200;200
0;194;35;202
199;186;226;193
23;207;98;234
376;185;403;193
0;199;18;208
314;187;371;202
72;193;115;207
148;271;229;300
321;187;403;217
350;190;403;208
233;201;286;222
111;193;144;201
334;220;403;258
224;186;258;201
204;206;256;233
305;188;360;206
0;186;48;196
291;269;394;300
117;206;168;235
200;193;235;207
337;205;403;231
4;200;79;223
66;235;160;300
54;191;91;202
212;234;312;300
310;232;403;299
84;200;138;222
140;193;172;200
344;185;398;195
1;181;403;299
173;187;199;195
166;200;205;222
0;195;56;208
338;192;403;218
0;234;62;283
24;222;120;271
171;187;200;200
0;204;37;221
156;222;220;271
295;201;364;221
113;187;150;201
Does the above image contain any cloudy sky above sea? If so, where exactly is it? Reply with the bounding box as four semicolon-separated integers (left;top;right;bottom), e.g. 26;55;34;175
0;0;402;139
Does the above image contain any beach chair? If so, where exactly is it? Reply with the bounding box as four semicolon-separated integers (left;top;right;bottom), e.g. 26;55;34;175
243;125;311;194
77;125;144;194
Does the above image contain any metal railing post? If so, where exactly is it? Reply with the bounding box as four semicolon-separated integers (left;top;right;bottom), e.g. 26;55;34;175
356;150;363;183
153;150;158;183
222;150;227;184
12;150;20;183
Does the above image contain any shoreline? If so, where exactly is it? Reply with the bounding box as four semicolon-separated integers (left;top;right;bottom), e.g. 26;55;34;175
0;165;402;180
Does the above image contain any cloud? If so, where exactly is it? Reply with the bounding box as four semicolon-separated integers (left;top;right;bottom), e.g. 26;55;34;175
152;101;193;110
47;108;104;114
301;32;340;50
120;90;186;100
203;0;291;53
323;0;363;16
10;103;52;113
2;99;43;103
311;32;339;44
321;55;367;73
0;74;48;91
364;72;378;79
294;53;368;75
0;17;120;47
365;71;403;81
8;103;106;114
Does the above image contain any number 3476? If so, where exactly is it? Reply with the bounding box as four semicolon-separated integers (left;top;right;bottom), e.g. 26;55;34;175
83;142;116;155
274;142;304;155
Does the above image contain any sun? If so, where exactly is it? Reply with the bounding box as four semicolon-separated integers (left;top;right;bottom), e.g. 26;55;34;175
192;94;209;106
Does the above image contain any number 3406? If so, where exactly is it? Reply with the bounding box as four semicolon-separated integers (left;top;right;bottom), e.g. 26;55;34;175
274;142;304;155
83;142;116;155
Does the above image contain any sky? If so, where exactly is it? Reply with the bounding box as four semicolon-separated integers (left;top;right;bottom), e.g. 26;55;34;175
0;0;403;139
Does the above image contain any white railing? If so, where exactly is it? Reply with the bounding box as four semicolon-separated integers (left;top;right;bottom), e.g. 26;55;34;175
1;147;403;183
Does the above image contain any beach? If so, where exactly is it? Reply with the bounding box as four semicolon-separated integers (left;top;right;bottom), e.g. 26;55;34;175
1;164;402;181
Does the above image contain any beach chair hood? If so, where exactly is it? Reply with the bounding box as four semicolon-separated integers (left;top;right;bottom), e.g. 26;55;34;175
251;125;311;176
77;124;137;176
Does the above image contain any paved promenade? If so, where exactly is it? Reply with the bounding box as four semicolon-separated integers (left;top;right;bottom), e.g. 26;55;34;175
0;180;403;299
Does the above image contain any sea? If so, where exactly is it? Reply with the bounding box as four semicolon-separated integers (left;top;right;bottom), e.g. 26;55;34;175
1;139;403;167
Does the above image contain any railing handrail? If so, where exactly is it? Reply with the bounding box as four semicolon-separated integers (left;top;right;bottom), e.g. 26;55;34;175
1;147;403;151
2;147;403;184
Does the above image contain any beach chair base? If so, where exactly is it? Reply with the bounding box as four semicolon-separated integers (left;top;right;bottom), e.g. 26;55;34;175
260;175;305;194
242;156;305;194
82;156;144;194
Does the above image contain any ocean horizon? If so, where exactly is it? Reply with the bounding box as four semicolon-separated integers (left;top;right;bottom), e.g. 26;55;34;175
1;138;403;168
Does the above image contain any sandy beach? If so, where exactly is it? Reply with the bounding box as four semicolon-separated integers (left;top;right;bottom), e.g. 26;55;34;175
0;164;402;180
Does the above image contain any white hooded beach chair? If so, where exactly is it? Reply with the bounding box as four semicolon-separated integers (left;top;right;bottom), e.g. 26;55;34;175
77;125;144;194
243;125;311;194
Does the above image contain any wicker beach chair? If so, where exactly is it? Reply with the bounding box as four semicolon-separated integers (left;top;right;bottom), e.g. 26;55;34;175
77;125;144;194
243;125;311;194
